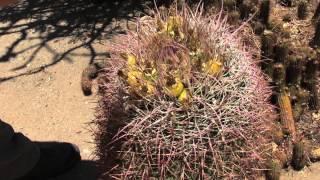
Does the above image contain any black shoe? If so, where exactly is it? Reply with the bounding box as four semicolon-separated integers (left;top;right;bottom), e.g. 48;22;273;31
18;142;81;180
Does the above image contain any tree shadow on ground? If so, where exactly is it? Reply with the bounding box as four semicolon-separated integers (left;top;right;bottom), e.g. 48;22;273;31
0;0;159;83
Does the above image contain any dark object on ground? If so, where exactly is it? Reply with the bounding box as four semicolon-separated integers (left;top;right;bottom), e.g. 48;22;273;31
81;64;98;96
19;142;81;180
0;119;81;180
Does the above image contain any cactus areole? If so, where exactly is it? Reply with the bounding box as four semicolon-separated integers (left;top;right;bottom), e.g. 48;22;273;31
95;6;276;180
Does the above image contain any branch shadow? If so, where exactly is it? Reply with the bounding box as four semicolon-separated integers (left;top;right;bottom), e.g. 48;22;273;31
0;0;155;83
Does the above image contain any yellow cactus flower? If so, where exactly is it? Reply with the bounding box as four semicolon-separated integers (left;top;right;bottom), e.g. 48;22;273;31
144;68;157;80
127;54;137;69
167;16;183;32
166;78;184;97
203;58;223;76
146;82;156;94
158;16;184;40
178;89;189;102
127;70;143;87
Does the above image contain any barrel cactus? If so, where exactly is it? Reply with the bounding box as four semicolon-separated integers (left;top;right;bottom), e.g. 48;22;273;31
95;5;276;179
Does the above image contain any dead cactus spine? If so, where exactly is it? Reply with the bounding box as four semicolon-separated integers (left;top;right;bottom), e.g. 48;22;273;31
278;90;296;138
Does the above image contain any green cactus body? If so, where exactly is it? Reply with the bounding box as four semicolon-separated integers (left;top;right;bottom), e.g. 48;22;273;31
260;0;271;26
292;141;309;170
274;41;289;64
265;159;281;180
286;56;303;86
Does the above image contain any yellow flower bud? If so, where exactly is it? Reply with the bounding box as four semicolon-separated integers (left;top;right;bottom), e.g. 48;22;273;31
178;89;189;102
146;82;156;94
203;58;223;76
166;78;184;97
127;70;143;87
127;54;137;69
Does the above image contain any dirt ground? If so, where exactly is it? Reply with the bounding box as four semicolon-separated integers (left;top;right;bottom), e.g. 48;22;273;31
1;1;320;180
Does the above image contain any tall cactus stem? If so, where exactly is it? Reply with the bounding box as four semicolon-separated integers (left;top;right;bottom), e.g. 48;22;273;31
274;41;289;64
297;0;308;20
286;56;303;86
260;0;271;26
